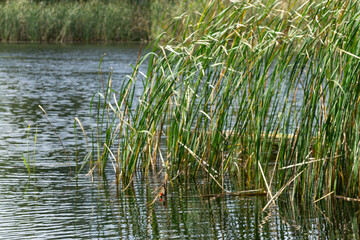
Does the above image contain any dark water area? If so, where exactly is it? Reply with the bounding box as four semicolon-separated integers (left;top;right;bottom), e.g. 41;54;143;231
0;43;359;239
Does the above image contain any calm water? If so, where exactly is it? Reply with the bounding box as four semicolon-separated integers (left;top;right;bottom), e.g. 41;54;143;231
0;43;359;239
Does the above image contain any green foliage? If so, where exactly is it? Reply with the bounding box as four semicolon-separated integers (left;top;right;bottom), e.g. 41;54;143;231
149;0;209;41
0;0;149;42
0;0;215;42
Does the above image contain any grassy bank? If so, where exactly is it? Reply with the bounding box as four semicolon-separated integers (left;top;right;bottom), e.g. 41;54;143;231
0;0;208;42
85;0;360;201
0;0;144;42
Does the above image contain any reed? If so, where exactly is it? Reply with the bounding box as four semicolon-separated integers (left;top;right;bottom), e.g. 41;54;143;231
87;0;360;199
22;124;37;176
0;0;149;42
0;0;212;42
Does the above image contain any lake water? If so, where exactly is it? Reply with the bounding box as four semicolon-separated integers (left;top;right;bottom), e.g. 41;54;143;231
0;43;359;239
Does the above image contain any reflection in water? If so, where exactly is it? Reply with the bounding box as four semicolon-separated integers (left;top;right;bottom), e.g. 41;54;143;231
4;170;360;239
0;43;359;239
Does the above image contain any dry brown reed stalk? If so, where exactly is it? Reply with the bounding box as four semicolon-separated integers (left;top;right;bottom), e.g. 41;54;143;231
313;191;334;203
258;160;273;199
262;170;304;212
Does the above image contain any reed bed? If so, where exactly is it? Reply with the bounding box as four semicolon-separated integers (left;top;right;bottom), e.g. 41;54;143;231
0;0;210;42
86;0;360;200
0;0;149;42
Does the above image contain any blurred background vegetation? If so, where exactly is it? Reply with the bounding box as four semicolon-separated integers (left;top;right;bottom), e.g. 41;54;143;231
0;0;209;42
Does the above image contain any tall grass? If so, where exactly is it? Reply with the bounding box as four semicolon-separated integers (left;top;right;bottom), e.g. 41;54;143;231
0;0;210;42
0;0;149;42
89;0;360;199
149;0;209;42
